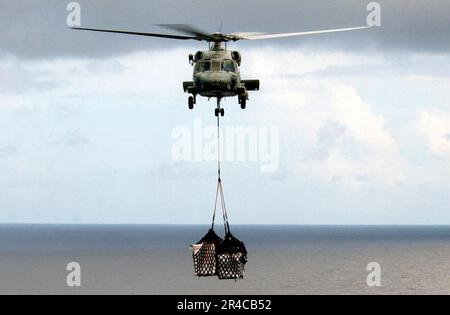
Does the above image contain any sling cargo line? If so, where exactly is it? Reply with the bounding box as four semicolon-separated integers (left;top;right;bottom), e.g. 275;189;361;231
190;110;247;280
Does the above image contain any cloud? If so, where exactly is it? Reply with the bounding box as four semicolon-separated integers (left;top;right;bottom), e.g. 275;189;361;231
241;48;434;188
0;49;192;116
296;84;406;188
1;34;450;223
0;46;448;192
0;95;35;109
419;109;450;158
147;161;208;180
314;120;347;159
0;145;18;158
2;0;450;59
56;130;90;146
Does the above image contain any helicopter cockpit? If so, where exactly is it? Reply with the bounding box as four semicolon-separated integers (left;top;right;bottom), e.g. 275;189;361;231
194;60;237;73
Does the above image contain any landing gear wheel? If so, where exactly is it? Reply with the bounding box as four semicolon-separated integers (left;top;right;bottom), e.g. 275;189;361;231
215;108;219;117
239;96;247;109
220;108;225;117
188;96;194;110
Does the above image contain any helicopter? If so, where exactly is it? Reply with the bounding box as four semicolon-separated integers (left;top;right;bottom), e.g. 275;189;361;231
72;24;370;116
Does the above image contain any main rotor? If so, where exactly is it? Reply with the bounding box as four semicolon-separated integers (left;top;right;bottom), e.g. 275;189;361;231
72;23;371;44
208;32;240;43
155;25;243;42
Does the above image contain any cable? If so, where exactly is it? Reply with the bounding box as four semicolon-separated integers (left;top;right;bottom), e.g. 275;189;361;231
219;179;231;235
211;179;220;230
217;110;221;180
211;103;231;235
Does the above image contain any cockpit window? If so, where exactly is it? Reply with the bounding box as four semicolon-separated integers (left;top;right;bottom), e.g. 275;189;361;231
195;60;236;73
222;61;236;73
195;61;211;72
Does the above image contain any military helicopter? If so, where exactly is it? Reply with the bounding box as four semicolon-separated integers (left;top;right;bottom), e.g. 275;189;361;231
73;24;370;116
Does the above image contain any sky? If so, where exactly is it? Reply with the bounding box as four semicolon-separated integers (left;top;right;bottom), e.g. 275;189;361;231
1;0;450;224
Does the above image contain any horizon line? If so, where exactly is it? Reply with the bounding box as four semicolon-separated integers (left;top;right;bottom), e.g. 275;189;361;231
0;223;449;227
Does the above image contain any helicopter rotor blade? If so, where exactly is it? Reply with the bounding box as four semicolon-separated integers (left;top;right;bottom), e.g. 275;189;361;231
71;27;199;40
237;26;371;40
156;24;215;41
231;32;266;38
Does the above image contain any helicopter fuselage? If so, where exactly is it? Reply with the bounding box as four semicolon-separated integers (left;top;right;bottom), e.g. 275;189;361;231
192;49;241;98
183;41;260;115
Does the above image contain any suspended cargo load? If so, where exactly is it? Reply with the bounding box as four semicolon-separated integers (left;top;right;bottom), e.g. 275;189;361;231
191;111;248;280
191;177;248;280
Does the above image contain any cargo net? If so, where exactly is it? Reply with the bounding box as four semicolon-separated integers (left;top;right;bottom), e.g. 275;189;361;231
190;179;248;280
191;229;223;277
190;112;248;280
216;233;248;280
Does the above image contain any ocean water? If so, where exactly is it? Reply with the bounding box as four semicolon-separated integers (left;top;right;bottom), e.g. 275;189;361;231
0;225;449;295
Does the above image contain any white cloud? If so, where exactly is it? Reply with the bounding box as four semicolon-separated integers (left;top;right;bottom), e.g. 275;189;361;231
0;94;34;109
16;49;193;99
263;80;407;188
55;130;90;146
244;48;388;79
0;145;18;158
0;48;448;191
236;49;407;187
419;109;450;158
1;47;450;223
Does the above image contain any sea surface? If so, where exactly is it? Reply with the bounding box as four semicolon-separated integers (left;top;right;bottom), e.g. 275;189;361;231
0;225;449;295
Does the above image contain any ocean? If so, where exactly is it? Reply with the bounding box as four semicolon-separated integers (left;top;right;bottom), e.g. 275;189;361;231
0;225;449;295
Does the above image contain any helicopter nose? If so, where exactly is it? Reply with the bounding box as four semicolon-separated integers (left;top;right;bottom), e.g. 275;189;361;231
196;72;235;91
